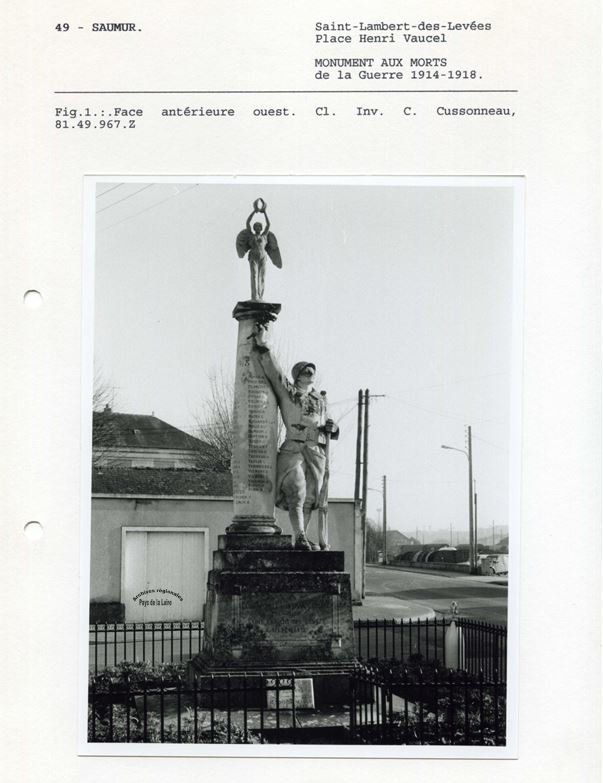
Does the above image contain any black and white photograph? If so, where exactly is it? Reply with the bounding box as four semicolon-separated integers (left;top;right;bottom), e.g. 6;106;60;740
81;176;523;756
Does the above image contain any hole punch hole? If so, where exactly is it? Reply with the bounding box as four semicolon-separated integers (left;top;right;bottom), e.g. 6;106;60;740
24;521;44;541
23;290;43;309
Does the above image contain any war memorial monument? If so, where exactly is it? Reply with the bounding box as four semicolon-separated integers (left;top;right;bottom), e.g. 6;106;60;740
189;199;356;704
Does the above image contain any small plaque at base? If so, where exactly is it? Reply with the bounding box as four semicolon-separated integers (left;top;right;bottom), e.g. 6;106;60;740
266;677;315;709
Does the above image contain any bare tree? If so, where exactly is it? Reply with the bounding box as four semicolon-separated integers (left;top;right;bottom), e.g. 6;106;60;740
194;363;287;472
194;367;235;472
365;518;384;563
92;370;120;466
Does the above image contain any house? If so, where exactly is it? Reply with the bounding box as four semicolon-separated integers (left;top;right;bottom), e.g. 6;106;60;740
92;407;212;468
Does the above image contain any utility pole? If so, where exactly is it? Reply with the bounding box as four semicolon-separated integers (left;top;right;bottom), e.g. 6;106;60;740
382;475;388;565
361;389;369;597
361;388;369;520
360;390;386;511
357;388;386;591
441;426;477;574
473;477;478;566
450;523;453;546
354;389;363;503
467;425;476;574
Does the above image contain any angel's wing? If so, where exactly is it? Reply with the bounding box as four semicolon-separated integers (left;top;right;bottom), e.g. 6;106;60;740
235;229;252;258
266;231;283;268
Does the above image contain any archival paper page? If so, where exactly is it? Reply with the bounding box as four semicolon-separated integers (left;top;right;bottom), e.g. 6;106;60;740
2;0;600;780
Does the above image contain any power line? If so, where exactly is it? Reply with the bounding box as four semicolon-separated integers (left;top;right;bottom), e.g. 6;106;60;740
96;184;123;198
334;401;360;423
385;393;467;422
96;184;155;214
472;434;507;452
386;371;508;396
328;396;359;407
100;184;199;231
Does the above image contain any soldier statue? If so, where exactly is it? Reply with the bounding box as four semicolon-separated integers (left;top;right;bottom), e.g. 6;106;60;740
253;325;338;550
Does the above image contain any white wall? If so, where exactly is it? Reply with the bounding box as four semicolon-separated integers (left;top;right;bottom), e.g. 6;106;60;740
90;495;361;613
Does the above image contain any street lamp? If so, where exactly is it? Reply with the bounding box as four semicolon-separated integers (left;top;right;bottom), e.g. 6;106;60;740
441;426;477;575
367;479;388;564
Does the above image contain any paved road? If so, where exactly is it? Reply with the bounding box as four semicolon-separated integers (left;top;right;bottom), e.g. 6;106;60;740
365;565;508;625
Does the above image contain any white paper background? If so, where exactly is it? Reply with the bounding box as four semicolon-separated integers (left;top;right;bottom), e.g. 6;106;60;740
1;1;600;780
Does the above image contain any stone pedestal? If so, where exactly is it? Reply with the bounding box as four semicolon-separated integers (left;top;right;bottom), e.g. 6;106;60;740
191;532;357;704
200;533;355;663
228;300;281;534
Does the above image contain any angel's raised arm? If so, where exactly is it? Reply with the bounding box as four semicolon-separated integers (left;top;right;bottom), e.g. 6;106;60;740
262;211;271;235
245;210;255;231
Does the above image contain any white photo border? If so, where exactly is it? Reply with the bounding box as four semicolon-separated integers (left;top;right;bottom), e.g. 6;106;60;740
79;174;524;759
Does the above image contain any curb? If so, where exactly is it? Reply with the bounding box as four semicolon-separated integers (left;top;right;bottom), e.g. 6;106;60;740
367;563;508;584
353;596;436;623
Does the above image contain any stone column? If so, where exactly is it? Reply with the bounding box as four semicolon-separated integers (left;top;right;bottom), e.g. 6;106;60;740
228;300;282;535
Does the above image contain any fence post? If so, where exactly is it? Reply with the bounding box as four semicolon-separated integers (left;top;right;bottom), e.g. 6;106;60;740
402;666;409;742
478;669;485;744
259;672;265;742
159;676;165;742
210;674;215;743
125;674;131;742
177;676;182;742
243;672;248;744
380;674;387;742
387;668;394;743
275;672;281;744
447;670;455;745
108;679;113;741
193;674;199;743
417;666;424;744
142;678;148;742
90;677;97;740
433;667;440;743
349;671;356;741
291;672;297;744
226;674;232;743
463;670;469;744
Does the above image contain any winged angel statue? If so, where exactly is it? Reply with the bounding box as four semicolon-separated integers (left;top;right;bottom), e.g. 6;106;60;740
236;198;282;301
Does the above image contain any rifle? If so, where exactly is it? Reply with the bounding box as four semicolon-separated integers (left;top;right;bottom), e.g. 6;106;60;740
318;391;331;551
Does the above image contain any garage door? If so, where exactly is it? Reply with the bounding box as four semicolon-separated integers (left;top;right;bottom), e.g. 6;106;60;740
122;528;207;622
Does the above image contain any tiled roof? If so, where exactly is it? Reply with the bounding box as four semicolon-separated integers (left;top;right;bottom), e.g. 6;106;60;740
92;411;205;451
92;467;232;496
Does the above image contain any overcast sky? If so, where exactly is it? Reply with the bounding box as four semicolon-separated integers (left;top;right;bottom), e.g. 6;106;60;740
92;178;520;540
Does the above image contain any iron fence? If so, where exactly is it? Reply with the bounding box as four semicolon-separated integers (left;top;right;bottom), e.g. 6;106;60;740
89;672;304;744
353;617;506;680
89;622;203;674
350;663;506;746
89;617;506;681
88;666;506;745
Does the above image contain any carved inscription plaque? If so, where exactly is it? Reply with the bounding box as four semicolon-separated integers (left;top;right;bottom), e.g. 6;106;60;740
247;377;272;491
231;313;278;520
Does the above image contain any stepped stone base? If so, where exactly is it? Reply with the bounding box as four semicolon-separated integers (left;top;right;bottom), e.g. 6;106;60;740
191;531;356;678
187;661;358;707
218;532;293;550
213;548;344;572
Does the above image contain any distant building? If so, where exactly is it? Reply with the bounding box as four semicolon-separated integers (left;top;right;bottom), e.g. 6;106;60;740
385;530;421;554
